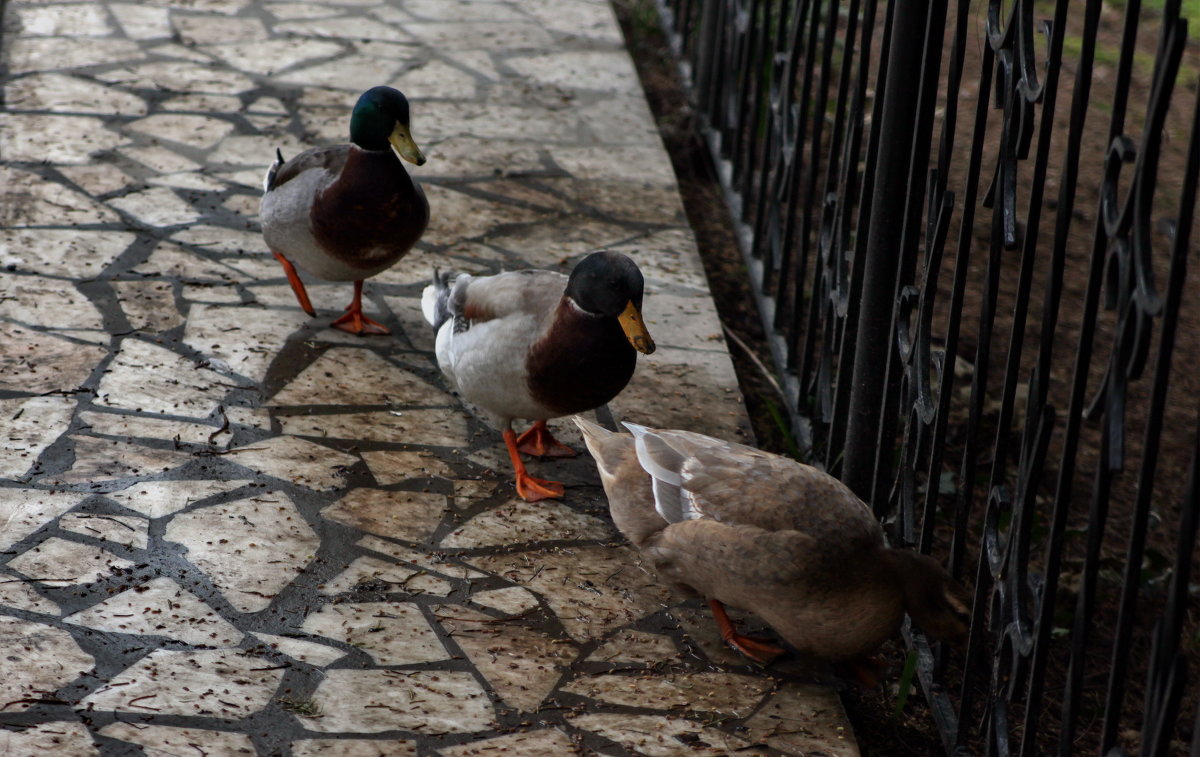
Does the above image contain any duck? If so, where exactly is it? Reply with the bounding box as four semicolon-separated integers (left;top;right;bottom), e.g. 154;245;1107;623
573;417;970;666
422;251;656;502
261;85;429;335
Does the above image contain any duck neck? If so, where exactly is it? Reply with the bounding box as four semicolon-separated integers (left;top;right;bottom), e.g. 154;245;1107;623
525;298;636;415
334;146;409;193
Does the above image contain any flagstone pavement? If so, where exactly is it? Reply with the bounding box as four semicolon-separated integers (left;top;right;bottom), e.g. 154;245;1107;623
0;0;860;754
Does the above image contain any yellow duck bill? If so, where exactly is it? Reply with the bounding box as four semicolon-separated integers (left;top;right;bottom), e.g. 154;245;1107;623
388;123;426;165
618;301;655;354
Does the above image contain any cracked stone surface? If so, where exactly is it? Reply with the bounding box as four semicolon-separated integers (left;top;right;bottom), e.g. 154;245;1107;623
0;0;858;754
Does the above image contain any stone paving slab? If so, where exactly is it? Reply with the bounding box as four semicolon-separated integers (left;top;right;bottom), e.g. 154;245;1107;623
0;0;858;754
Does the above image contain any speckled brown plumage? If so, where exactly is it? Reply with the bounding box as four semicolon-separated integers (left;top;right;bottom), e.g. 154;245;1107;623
575;418;970;663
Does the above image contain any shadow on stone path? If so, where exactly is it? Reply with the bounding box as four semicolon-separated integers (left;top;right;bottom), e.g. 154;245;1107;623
0;0;857;754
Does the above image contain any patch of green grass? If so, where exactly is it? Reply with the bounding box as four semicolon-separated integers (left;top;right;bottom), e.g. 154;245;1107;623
1062;34;1120;68
1061;31;1198;85
764;398;804;460
892;649;920;718
1110;0;1200;23
628;0;661;43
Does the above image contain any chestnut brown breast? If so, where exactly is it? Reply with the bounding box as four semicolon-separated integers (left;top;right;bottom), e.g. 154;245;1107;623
311;148;429;270
525;300;637;415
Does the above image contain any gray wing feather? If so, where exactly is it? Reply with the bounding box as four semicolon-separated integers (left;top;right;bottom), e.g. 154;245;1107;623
624;422;704;524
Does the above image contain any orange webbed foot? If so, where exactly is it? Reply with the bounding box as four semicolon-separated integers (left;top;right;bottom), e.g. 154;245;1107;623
503;428;566;501
710;599;785;664
722;631;786;664
514;471;565;502
844;656;887;689
331;280;390;335
515;420;577;458
331;309;391;335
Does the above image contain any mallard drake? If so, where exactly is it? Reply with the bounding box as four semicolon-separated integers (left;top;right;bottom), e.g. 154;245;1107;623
261;85;429;335
422;251;655;502
574;417;969;665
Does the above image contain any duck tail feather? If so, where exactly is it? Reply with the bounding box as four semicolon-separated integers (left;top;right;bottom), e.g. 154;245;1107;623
421;269;455;331
263;148;285;192
573;415;612;462
573;415;611;443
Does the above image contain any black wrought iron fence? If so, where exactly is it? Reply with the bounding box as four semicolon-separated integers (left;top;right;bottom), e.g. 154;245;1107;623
652;0;1200;754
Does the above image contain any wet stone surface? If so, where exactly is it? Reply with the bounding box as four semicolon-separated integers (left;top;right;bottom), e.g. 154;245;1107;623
0;0;858;754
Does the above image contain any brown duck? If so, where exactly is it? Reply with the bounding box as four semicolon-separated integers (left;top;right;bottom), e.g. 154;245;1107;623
574;417;969;665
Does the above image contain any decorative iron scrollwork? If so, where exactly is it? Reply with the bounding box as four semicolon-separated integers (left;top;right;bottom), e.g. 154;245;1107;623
655;0;1200;753
1083;21;1187;472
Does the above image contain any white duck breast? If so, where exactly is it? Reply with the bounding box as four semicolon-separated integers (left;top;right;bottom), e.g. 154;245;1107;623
433;270;567;424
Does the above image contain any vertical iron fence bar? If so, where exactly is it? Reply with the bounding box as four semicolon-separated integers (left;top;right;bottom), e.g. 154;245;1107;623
1019;0;1104;751
841;0;930;500
789;0;841;377
826;0;881;470
957;153;1010;757
735;0;774;222
801;0;861;425
984;3;1064;495
730;0;768;209
691;0;716;113
749;0;793;267
921;2;998;573
750;1;804;287
714;0;746;159
916;0;976;554
1059;0;1147;747
1137;67;1200;757
942;51;996;585
1060;441;1119;756
895;190;960;750
1100;12;1189;751
945;40;998;757
726;0;748;167
867;0;946;510
769;0;820;347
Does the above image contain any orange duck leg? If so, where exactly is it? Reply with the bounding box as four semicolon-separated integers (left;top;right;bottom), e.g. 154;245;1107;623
515;420;577;458
503;428;565;501
330;280;390;335
272;251;316;317
709;599;785;664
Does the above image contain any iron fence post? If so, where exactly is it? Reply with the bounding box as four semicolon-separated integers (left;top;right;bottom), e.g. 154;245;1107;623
841;0;929;501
